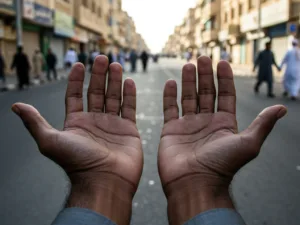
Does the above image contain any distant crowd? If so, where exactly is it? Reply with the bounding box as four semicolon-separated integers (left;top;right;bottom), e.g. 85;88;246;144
0;46;153;91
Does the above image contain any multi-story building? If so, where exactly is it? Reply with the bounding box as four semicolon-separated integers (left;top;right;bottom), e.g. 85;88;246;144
200;0;221;61
218;0;242;64
194;1;202;55
73;0;110;53
182;8;196;53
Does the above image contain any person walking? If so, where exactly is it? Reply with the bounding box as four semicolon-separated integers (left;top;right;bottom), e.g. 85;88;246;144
118;48;126;71
46;48;57;81
0;50;6;87
78;45;87;67
220;47;231;62
129;49;138;73
11;46;30;90
32;49;45;83
140;50;149;72
280;39;300;100
253;42;280;98
64;48;77;75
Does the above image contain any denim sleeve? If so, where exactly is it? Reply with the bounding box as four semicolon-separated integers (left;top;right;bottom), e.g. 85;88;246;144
51;208;116;225
184;209;246;225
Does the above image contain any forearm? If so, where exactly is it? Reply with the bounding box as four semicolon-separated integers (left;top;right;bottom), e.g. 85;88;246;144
66;172;135;225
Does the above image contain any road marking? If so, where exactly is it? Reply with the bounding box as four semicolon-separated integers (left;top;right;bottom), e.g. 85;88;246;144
148;180;155;186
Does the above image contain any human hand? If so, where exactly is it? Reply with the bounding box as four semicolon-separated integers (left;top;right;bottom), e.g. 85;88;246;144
158;56;286;225
12;56;143;225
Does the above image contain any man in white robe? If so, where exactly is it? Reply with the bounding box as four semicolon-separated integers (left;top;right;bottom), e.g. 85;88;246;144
280;39;300;100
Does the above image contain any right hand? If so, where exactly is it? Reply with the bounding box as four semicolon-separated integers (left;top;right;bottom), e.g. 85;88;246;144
12;56;143;225
158;57;286;225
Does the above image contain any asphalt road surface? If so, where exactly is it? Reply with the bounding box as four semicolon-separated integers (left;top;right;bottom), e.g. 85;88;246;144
0;58;299;225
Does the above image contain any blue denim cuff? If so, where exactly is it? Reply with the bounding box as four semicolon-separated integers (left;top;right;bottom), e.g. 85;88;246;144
52;207;116;225
184;208;246;225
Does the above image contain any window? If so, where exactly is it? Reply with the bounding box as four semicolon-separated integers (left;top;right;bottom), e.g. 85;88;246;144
92;1;96;13
82;0;88;7
249;0;255;9
224;12;228;23
204;16;216;31
239;3;243;16
98;7;102;17
231;8;235;19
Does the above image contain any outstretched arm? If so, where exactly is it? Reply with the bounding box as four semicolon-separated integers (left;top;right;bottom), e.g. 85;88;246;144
159;56;286;225
12;56;143;225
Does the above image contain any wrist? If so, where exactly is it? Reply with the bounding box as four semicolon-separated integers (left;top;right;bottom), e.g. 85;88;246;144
67;172;135;225
164;175;234;225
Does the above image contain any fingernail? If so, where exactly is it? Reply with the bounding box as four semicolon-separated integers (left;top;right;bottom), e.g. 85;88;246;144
277;108;287;119
12;105;20;116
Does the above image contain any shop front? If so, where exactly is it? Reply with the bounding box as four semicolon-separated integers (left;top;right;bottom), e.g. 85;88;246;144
52;10;74;69
23;0;54;61
71;26;88;52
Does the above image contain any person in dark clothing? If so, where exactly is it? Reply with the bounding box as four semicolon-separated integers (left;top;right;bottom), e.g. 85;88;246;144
130;49;138;73
253;42;280;98
11;46;30;90
46;48;57;81
140;50;149;72
107;51;113;65
0;51;6;85
78;45;87;66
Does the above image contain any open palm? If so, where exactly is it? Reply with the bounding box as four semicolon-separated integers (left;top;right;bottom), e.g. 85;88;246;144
12;56;143;194
159;57;286;199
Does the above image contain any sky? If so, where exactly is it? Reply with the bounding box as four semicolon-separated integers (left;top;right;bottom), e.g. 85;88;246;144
122;0;196;53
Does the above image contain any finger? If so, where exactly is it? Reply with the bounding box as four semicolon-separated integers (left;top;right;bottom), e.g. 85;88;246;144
217;61;236;114
88;55;109;112
241;105;287;149
105;63;123;115
181;63;197;115
197;56;216;113
163;80;179;123
65;63;85;115
11;103;55;152
122;78;136;123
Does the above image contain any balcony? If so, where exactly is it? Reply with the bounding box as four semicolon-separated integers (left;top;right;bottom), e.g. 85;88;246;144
195;7;201;22
78;6;109;35
201;1;220;22
202;29;218;43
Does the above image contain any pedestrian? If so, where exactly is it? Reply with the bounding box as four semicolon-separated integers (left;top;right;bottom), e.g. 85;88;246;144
46;48;57;81
140;50;149;72
12;56;286;225
11;46;30;90
129;49;138;72
32;49;45;83
280;39;300;100
253;42;280;98
184;51;190;62
0;50;6;87
77;45;87;67
107;50;114;65
91;48;100;61
220;47;231;62
118;48;126;71
88;50;94;72
64;48;77;75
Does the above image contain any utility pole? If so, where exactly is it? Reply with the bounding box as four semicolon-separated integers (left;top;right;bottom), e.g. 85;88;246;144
256;0;262;55
16;0;23;47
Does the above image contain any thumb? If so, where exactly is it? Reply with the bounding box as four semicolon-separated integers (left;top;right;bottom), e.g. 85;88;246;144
12;103;55;150
241;105;287;151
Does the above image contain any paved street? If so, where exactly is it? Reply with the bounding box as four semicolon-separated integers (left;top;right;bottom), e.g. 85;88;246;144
0;58;300;225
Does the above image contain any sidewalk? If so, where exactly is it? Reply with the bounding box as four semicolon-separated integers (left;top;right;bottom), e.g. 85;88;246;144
0;70;67;92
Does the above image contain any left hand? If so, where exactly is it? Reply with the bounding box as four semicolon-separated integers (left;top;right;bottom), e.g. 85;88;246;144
12;56;143;225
